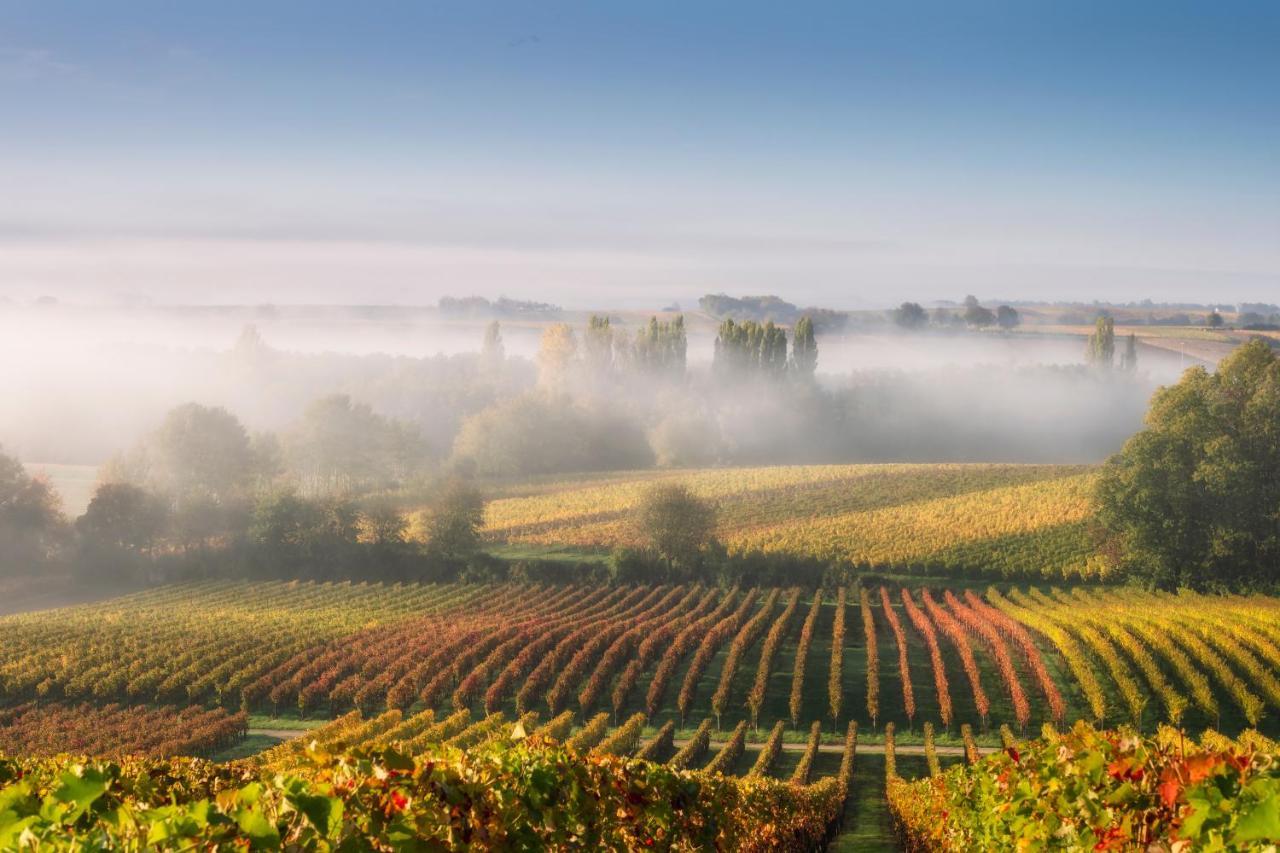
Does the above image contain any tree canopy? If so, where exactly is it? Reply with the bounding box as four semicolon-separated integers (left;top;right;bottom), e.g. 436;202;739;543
1095;339;1279;592
892;302;928;329
633;482;717;571
0;450;66;574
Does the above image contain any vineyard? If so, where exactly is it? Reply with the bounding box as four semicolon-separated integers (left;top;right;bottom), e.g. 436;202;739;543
483;462;1106;578
888;722;1279;850
1;579;1279;849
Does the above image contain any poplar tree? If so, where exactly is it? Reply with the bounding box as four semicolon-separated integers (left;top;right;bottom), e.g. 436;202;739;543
1086;316;1115;368
791;315;817;377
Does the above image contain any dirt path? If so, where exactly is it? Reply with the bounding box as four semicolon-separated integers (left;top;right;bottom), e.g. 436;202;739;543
671;738;993;756
248;728;996;757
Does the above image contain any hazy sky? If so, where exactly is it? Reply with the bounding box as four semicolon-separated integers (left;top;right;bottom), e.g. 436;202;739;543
2;1;1277;308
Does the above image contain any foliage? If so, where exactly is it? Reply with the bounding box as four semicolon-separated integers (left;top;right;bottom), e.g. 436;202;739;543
593;712;646;757
996;305;1020;329
747;588;801;728
789;591;822;726
861;587;879;728
422;477;487;562
76;482;168;553
923;722;940;776
712;589;781;727
888;721;1280;851
828;587;846;725
945;589;1029;730
962;295;995;328
921;589;990;726
452;391;653;477
699;293;801;323
282;393;431;495
790;721;823;784
892;302;928;329
624;315;688;377
636;721;676;762
791;315;818;376
900;587;952;729
880;587;916;726
669;718;713;770
1096;339;1280;592
749;721;786;778
705;720;748;775
713;318;789;377
1087;315;1116;368
0;737;845;851
0;702;244;758
0;447;67;573
632;482;718;571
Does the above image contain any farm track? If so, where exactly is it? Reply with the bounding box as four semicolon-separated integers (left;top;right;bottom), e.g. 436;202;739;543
249;727;994;758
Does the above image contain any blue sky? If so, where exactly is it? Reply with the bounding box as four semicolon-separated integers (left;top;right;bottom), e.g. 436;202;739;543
1;1;1277;307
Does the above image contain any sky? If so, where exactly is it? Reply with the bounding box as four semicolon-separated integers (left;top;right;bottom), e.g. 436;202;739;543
1;1;1277;309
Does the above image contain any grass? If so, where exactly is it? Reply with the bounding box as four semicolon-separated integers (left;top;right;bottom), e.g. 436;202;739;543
247;714;330;731
209;733;287;762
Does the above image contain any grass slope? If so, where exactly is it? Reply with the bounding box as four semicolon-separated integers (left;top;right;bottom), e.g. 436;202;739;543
483;463;1104;579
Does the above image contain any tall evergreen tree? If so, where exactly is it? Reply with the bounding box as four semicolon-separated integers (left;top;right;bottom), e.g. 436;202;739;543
1119;333;1138;372
584;315;614;374
1086;316;1116;368
791;316;817;377
480;321;504;373
761;321;788;376
630;315;687;378
714;318;786;378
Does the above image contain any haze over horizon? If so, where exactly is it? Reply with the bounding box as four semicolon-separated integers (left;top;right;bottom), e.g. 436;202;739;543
2;1;1278;308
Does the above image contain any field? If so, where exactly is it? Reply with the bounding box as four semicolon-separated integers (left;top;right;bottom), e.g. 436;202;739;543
484;463;1107;578
1;579;1277;848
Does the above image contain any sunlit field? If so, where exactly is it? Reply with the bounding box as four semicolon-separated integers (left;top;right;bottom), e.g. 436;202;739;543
485;463;1104;578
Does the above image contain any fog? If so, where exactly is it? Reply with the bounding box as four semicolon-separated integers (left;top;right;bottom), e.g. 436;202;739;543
0;300;1190;497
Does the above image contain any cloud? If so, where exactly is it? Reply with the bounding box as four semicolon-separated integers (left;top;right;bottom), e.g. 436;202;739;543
0;47;78;81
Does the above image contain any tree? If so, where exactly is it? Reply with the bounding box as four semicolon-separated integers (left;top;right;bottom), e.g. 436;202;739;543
996;305;1020;330
145;403;257;502
77;482;168;553
537;323;578;390
451;393;652;476
962;296;996;328
425;478;486;562
791;315;818;377
0;450;66;573
357;500;408;548
248;489;361;575
633;483;716;570
713;318;787;377
284;395;430;495
480;321;505;373
1095;340;1279;592
761;321;788;376
1086;317;1116;368
1118;333;1138;372
1207;311;1225;328
629;315;687;377
892;302;928;330
584;315;614;375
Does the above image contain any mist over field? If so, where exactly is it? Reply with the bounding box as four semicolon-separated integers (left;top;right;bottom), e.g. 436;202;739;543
0;299;1187;479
